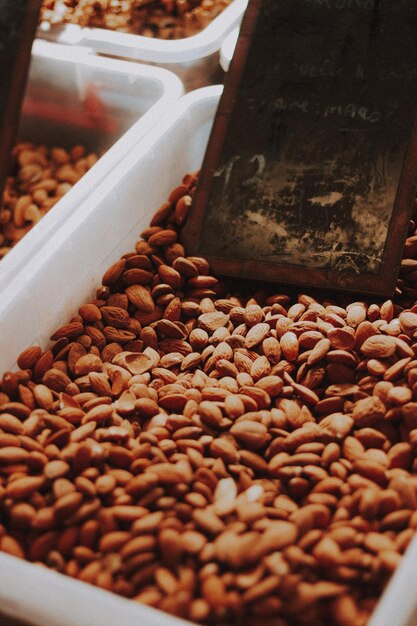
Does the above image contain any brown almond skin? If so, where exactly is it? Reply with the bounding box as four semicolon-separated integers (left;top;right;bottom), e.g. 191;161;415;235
54;492;84;519
0;447;30;464
6;476;45;500
230;420;268;450
78;303;102;322
17;346;42;370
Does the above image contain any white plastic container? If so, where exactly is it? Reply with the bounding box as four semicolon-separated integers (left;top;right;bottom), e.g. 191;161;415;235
219;27;238;72
0;552;190;626
0;85;416;626
38;0;248;91
0;39;183;293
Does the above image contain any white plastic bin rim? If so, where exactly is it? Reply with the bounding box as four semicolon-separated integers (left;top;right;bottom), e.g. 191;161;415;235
38;0;248;63
0;39;183;293
220;27;238;72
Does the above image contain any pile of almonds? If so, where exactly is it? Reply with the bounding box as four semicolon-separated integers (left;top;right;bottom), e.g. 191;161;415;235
2;172;417;626
0;143;98;258
40;0;233;39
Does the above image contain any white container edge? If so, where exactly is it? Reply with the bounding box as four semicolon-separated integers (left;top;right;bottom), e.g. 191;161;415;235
220;27;238;72
38;0;248;63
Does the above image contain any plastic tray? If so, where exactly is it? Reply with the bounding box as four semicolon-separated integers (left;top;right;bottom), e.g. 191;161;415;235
219;27;238;72
38;0;248;91
0;86;416;626
0;39;183;293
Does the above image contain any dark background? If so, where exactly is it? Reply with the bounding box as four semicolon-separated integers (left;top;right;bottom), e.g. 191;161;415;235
0;0;42;202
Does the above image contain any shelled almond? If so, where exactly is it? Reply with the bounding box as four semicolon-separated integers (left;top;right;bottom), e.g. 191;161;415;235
40;0;233;39
0;142;98;258
2;174;417;625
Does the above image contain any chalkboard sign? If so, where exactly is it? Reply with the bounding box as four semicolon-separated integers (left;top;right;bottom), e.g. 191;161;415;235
0;1;42;206
184;0;417;297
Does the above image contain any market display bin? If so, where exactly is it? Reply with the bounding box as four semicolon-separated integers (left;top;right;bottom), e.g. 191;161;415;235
0;86;417;626
0;39;183;293
38;0;248;91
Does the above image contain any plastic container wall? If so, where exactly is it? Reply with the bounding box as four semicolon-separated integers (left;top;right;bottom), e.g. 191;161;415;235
38;0;248;91
0;39;183;293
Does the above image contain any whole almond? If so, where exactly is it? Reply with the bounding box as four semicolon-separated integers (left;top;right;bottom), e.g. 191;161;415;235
244;304;264;326
255;375;283;396
42;368;72;392
346;304;366;327
54;492;84;519
125;285;154;312
280;332;299;361
209;438;239;464
0;447;30;463
0;413;25;434
148;229;177;248
361;335;396;358
250;522;298;559
230;420;268;450
399;311;417;334
250;355;271;380
245;323;270;349
261;336;281;364
82;404;113;424
307;338;331;365
224;394;245;419
352;396;386;427
101;306;129;328
6;476;45;500
327;327;355;350
50;321;84;341
78;303;102;322
319;413;354;438
198;312;229;333
16;346;42;370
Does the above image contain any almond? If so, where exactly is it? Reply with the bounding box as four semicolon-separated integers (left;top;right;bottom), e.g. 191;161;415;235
280;331;299;361
6;476;45;499
198;311;229;333
0;447;30;463
100;306;129;328
307;338;331;365
352;396;386;427
250;355;271;380
16;346;42;370
245;323;270;349
230;420;268;450
50;321;84;341
361;335;396;358
255;375;283;396
399;311;417;334
327;327;356;350
78;303;102;322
